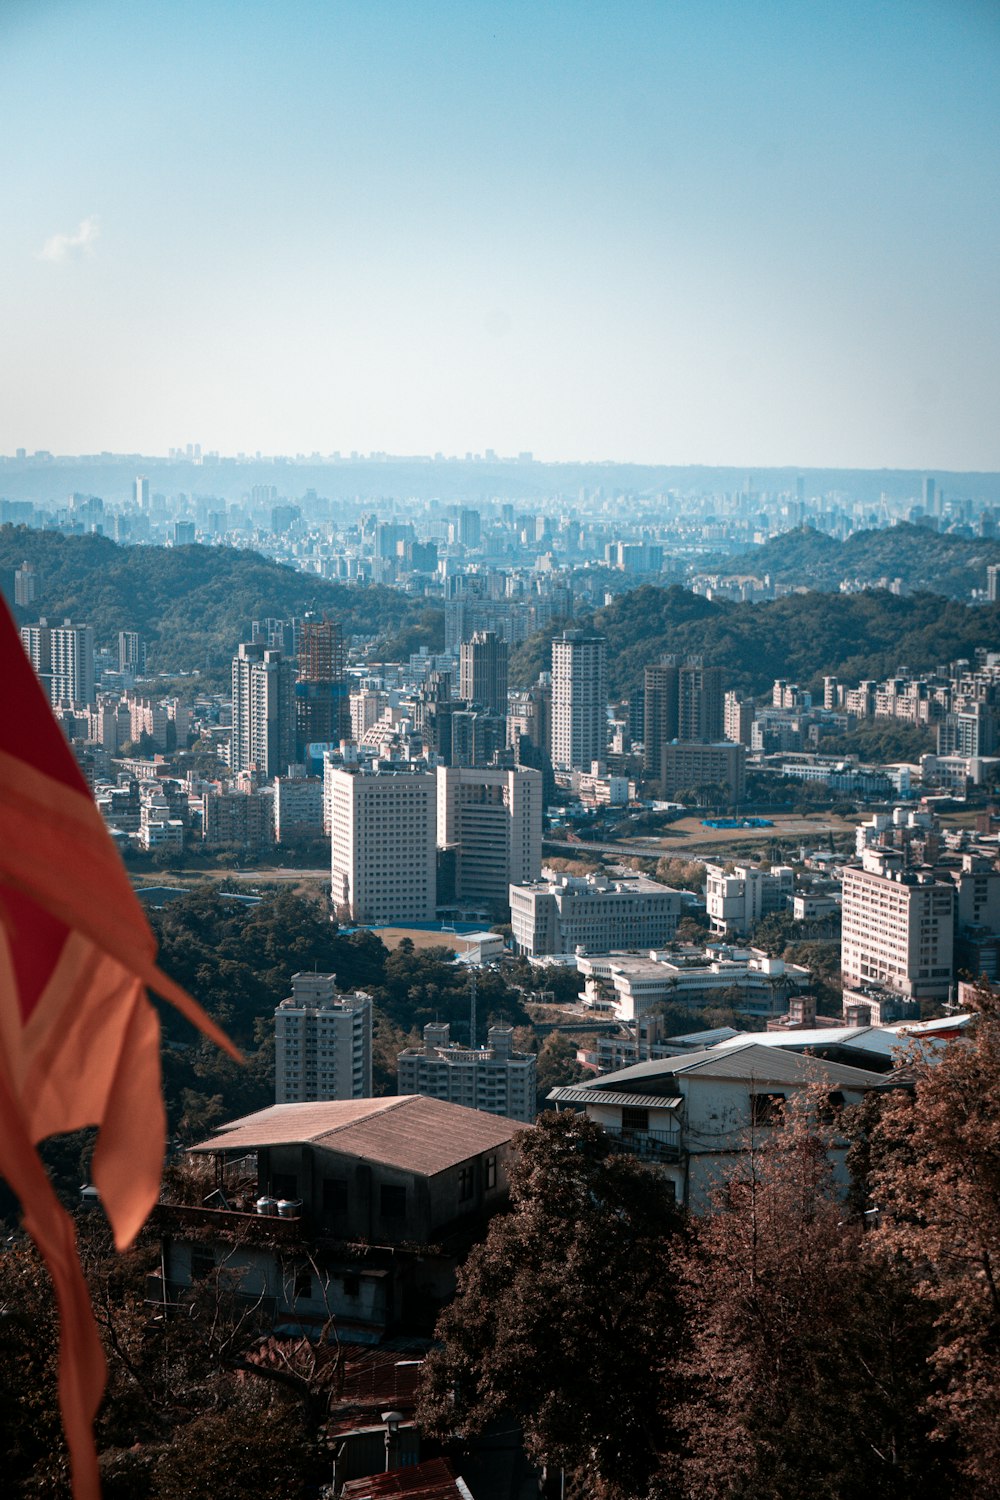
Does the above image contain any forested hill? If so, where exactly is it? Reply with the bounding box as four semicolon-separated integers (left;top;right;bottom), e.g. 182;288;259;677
511;584;1000;698
0;527;442;674
705;522;1000;599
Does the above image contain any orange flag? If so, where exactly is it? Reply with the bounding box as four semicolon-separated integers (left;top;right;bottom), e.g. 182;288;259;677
0;595;238;1499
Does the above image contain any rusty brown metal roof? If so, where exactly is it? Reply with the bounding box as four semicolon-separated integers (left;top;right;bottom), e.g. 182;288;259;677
340;1459;471;1500
191;1095;525;1176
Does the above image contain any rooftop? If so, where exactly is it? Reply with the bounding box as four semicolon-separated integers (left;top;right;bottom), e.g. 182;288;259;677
191;1095;525;1176
573;1041;888;1091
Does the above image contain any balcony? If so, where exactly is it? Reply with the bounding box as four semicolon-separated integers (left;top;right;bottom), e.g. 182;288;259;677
602;1124;682;1163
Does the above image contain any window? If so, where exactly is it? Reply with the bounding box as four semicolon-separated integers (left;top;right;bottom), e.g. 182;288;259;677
293;1265;312;1300
621;1106;649;1133
342;1273;360;1298
380;1184;406;1218
272;1172;297;1200
750;1092;785;1126
485;1155;497;1190
322;1178;348;1215
459;1166;475;1201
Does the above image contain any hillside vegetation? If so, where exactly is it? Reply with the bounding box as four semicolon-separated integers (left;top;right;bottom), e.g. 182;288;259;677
511;583;1000;698
708;522;1000;599
0;527;441;674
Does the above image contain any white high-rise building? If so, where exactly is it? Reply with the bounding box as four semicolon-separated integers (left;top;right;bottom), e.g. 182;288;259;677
330;766;436;922
397;1022;536;1123
841;847;955;1003
50;621;95;706
274;973;373;1104
231;641;295;778
436;765;542;908
551;631;607;771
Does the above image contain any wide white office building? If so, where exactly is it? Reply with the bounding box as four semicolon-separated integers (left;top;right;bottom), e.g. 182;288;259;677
437;765;543;907
330;766;436;923
510;869;682;957
841;847;955;1003
274;972;373;1103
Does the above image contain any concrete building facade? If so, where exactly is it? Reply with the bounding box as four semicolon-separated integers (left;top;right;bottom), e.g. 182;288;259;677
509;869;682;957
551;631;607;771
274;973;373;1104
330;767;436;923
397;1022;536;1123
436;765;542;908
841;847;955;1002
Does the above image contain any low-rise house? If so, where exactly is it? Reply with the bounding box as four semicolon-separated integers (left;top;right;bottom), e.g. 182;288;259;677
548;1041;887;1212
155;1096;525;1341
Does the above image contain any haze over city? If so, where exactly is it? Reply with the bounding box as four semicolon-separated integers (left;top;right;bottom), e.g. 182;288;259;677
2;0;998;469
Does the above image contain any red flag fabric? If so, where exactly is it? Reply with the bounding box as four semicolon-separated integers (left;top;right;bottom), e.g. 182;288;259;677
0;595;238;1498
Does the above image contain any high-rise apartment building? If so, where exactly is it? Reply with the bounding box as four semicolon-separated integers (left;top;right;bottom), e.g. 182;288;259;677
231;641;295;778
118;630;146;677
551;631;607;771
274;973;373;1104
459;629;508;715
723;690;755;746
329;767;436;922
841;847;955;1003
436;765;542;907
397;1022;536;1123
133;475;150;511
22;620;95;706
643;657;723;773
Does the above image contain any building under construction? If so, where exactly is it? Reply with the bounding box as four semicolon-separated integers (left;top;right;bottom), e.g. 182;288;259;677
295;617;349;760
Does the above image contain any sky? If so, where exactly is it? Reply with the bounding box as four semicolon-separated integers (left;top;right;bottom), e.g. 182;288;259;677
0;0;998;469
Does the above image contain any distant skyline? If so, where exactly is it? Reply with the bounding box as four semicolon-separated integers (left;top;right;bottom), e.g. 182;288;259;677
1;0;998;469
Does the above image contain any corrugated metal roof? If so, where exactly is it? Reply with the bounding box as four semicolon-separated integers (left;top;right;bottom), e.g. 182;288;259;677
340;1459;471;1500
191;1095;524;1176
578;1041;885;1090
548;1087;683;1109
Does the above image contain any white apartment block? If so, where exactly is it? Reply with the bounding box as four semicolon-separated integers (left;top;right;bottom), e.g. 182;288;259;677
705;863;794;937
274;972;373;1104
397;1022;536;1123
551;631;608;771
21;619;95;705
510;869;682;957
841;847;955;1002
330;766;436;923
436;765;542;907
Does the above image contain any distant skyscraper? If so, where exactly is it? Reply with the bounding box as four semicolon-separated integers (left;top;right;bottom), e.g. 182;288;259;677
922;476;937;516
551;630;607;771
133;475;150;511
458;508;482;548
459;629;509;714
231;641;295;778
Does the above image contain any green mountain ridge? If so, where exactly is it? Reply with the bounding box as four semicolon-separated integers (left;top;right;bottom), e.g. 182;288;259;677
0;527;438;676
511;583;1000;699
706;522;1000;599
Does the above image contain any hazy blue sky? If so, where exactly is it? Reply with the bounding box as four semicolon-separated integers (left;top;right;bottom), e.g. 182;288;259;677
1;0;998;467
